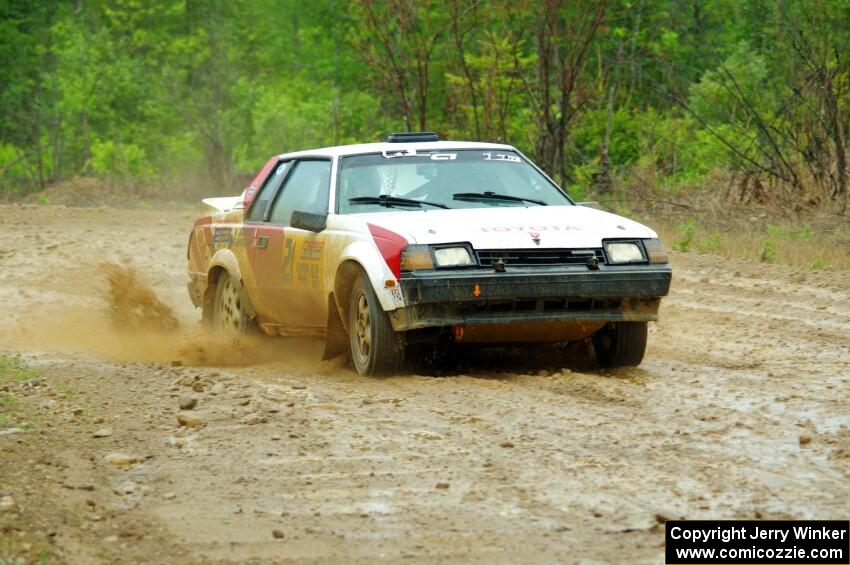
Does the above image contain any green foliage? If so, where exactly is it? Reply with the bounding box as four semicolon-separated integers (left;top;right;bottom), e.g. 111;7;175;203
767;223;817;241
0;356;38;426
0;355;39;385
674;218;697;252
809;258;829;270
0;0;848;203
0;143;33;194
759;240;777;263
91;140;153;180
566;163;598;201
697;233;723;254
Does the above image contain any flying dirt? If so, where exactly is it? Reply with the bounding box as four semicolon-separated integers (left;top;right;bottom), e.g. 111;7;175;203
0;204;848;564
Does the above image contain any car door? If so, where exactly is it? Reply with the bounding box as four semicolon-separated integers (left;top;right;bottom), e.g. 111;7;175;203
255;158;332;329
243;160;292;323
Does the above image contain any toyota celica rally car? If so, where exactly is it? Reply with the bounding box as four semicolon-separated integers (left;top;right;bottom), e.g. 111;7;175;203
186;132;672;375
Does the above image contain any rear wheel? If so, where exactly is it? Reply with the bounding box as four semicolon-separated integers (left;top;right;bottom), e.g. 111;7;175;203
348;273;404;375
211;273;254;334
592;321;648;368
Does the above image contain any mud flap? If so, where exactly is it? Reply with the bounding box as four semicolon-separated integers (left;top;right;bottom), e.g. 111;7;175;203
235;276;256;320
322;294;348;360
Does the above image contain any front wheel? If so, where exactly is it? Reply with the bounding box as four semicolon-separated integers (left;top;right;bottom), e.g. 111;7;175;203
348;273;404;375
592;321;648;368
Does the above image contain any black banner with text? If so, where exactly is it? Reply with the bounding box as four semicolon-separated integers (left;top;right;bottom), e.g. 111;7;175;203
665;520;849;564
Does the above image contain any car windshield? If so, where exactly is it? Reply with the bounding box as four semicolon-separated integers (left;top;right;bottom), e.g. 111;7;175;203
336;149;572;213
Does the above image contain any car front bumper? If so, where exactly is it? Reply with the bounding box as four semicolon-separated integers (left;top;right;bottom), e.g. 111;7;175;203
389;264;672;332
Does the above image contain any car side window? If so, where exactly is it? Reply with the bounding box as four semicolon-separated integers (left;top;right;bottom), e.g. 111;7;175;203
267;160;332;226
246;161;291;221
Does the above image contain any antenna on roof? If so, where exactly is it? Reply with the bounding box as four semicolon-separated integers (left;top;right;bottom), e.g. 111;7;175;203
386;131;440;143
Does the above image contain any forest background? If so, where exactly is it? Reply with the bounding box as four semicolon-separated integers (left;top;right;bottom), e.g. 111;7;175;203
2;0;849;268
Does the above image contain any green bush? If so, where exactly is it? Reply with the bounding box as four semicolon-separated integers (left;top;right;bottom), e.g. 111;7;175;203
696;233;723;253
759;240;777;263
674;219;697;252
91;140;154;181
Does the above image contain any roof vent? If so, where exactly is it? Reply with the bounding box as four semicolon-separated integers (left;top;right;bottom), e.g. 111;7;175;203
386;131;440;143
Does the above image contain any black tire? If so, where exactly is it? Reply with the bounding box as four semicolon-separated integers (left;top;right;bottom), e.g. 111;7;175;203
592;321;648;368
348;272;404;375
210;272;255;335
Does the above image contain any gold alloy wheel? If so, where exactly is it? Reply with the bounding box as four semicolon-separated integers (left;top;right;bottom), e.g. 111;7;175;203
353;290;372;363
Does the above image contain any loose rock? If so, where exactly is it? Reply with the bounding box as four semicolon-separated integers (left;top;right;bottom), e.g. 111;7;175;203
179;396;198;410
241;412;266;425
272;529;285;539
0;495;16;512
92;428;112;438
179;375;198;387
177;414;205;428
102;453;138;467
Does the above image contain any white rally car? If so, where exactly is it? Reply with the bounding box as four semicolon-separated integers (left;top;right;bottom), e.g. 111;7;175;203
187;133;672;374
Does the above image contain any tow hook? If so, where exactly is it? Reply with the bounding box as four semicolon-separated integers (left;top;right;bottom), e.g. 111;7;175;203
586;256;600;270
493;258;507;272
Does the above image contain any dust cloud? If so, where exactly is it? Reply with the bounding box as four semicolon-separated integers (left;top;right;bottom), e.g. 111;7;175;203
102;262;179;332
5;261;321;369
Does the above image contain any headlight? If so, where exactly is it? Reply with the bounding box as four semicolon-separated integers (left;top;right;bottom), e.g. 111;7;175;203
434;246;474;267
604;241;645;264
643;238;669;264
400;245;434;271
400;245;476;271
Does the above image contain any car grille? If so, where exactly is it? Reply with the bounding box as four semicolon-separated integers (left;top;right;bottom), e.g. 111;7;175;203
476;248;605;267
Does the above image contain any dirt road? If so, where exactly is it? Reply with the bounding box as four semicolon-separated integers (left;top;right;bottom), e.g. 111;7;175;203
1;204;848;564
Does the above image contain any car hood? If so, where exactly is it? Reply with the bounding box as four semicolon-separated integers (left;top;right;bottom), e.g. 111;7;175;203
352;205;657;249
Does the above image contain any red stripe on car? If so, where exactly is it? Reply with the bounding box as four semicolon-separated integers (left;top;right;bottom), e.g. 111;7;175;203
368;223;408;279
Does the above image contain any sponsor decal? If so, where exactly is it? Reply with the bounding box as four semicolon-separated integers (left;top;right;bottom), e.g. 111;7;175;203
212;227;232;245
282;237;324;289
212;226;249;249
230;228;247;248
300;239;324;261
297;239;324;290
482;151;521;162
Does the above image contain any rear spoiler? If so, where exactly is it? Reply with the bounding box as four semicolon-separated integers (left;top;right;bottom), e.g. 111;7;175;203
201;195;244;215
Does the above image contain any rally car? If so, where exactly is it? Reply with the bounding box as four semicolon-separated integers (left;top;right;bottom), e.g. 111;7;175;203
186;132;672;375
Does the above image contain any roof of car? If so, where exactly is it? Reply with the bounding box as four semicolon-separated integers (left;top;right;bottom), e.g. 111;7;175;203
277;140;516;160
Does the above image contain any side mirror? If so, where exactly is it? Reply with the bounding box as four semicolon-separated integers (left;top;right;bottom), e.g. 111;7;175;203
291;210;327;232
577;201;603;210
